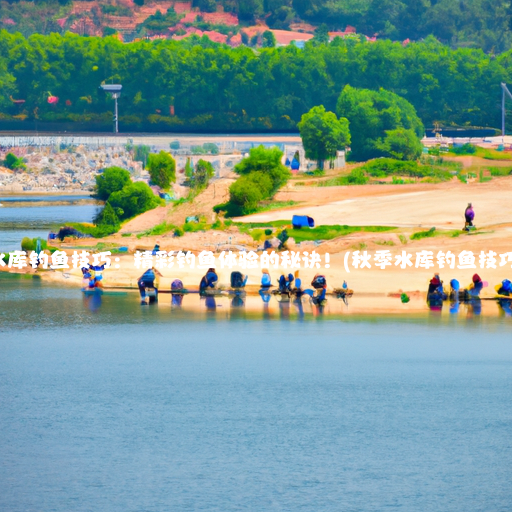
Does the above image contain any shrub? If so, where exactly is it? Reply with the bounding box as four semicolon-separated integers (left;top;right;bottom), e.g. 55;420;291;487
94;202;120;230
109;182;162;219
21;237;47;252
192;159;215;191
4;152;26;170
95;166;131;200
451;143;476;155
410;227;436;240
147;151;176;189
362;158;419;177
346;168;369;184
229;176;264;214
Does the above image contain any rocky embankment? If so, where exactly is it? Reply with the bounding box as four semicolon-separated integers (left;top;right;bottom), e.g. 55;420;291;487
0;146;143;193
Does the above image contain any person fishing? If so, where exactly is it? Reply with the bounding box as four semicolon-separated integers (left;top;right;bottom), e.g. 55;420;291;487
261;268;271;289
90;262;107;288
152;240;161;256
230;271;248;289
427;273;447;301
278;273;294;294
292;270;303;296
138;266;162;303
81;265;94;290
311;273;327;305
467;273;484;297
495;279;512;296
464;203;475;231
199;267;218;294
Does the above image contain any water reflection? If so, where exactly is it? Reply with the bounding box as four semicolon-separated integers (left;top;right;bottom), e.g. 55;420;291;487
1;275;512;329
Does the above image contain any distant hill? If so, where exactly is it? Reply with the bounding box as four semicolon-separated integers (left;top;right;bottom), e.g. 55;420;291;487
1;0;512;52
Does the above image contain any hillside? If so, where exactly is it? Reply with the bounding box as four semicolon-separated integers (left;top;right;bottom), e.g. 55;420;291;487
1;0;512;52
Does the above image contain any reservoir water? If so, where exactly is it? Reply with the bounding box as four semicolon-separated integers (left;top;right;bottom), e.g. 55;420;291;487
1;275;511;511
0;196;99;252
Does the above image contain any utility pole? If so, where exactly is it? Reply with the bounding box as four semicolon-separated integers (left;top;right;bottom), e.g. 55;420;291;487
99;84;122;134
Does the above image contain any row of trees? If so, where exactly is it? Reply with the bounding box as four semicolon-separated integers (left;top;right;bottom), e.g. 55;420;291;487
1;31;511;131
298;86;423;164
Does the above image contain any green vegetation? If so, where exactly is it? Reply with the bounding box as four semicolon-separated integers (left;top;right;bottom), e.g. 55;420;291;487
21;237;48;252
337;86;424;162
450;143;477;155
235;221;394;242
189;159;215;192
191;143;219;155
318;157;460;186
489;166;512;176
90;165;162;237
138;7;182;33
147;151;176;190
298;105;350;170
3;152;26;170
138;221;177;237
215;146;291;216
109;181;162;219
448;144;512;160
0;32;511;132
3;0;512;52
410;227;436;240
133;145;150;169
67;222;119;239
94;166;131;201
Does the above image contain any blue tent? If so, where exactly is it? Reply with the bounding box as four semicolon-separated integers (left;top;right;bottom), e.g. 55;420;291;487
292;215;315;228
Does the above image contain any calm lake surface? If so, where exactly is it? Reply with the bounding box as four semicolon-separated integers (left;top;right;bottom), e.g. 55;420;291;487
0;196;99;252
1;275;511;511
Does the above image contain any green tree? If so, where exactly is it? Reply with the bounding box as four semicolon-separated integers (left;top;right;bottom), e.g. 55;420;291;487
169;140;180;150
185;157;194;180
94;201;120;229
298;105;351;169
134;145;150;169
239;0;264;21
202;142;219;154
235;145;291;193
147;150;176;189
95;166;131;200
108;181;161;219
337;85;424;161
193;159;215;190
376;128;423;161
313;23;329;44
262;30;276;47
229;175;266;214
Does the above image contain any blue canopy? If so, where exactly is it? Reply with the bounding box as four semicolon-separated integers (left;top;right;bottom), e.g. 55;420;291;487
292;215;315;228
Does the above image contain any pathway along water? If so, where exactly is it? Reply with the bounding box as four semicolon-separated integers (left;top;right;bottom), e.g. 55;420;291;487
0;275;511;511
0;195;99;252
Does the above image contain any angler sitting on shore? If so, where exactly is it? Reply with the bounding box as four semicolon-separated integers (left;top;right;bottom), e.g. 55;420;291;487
200;268;218;294
495;279;512;296
261;269;271;289
466;273;484;297
231;271;248;290
311;273;327;305
278;273;294;294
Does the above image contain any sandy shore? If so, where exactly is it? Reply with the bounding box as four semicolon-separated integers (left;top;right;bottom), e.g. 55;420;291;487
3;163;512;304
